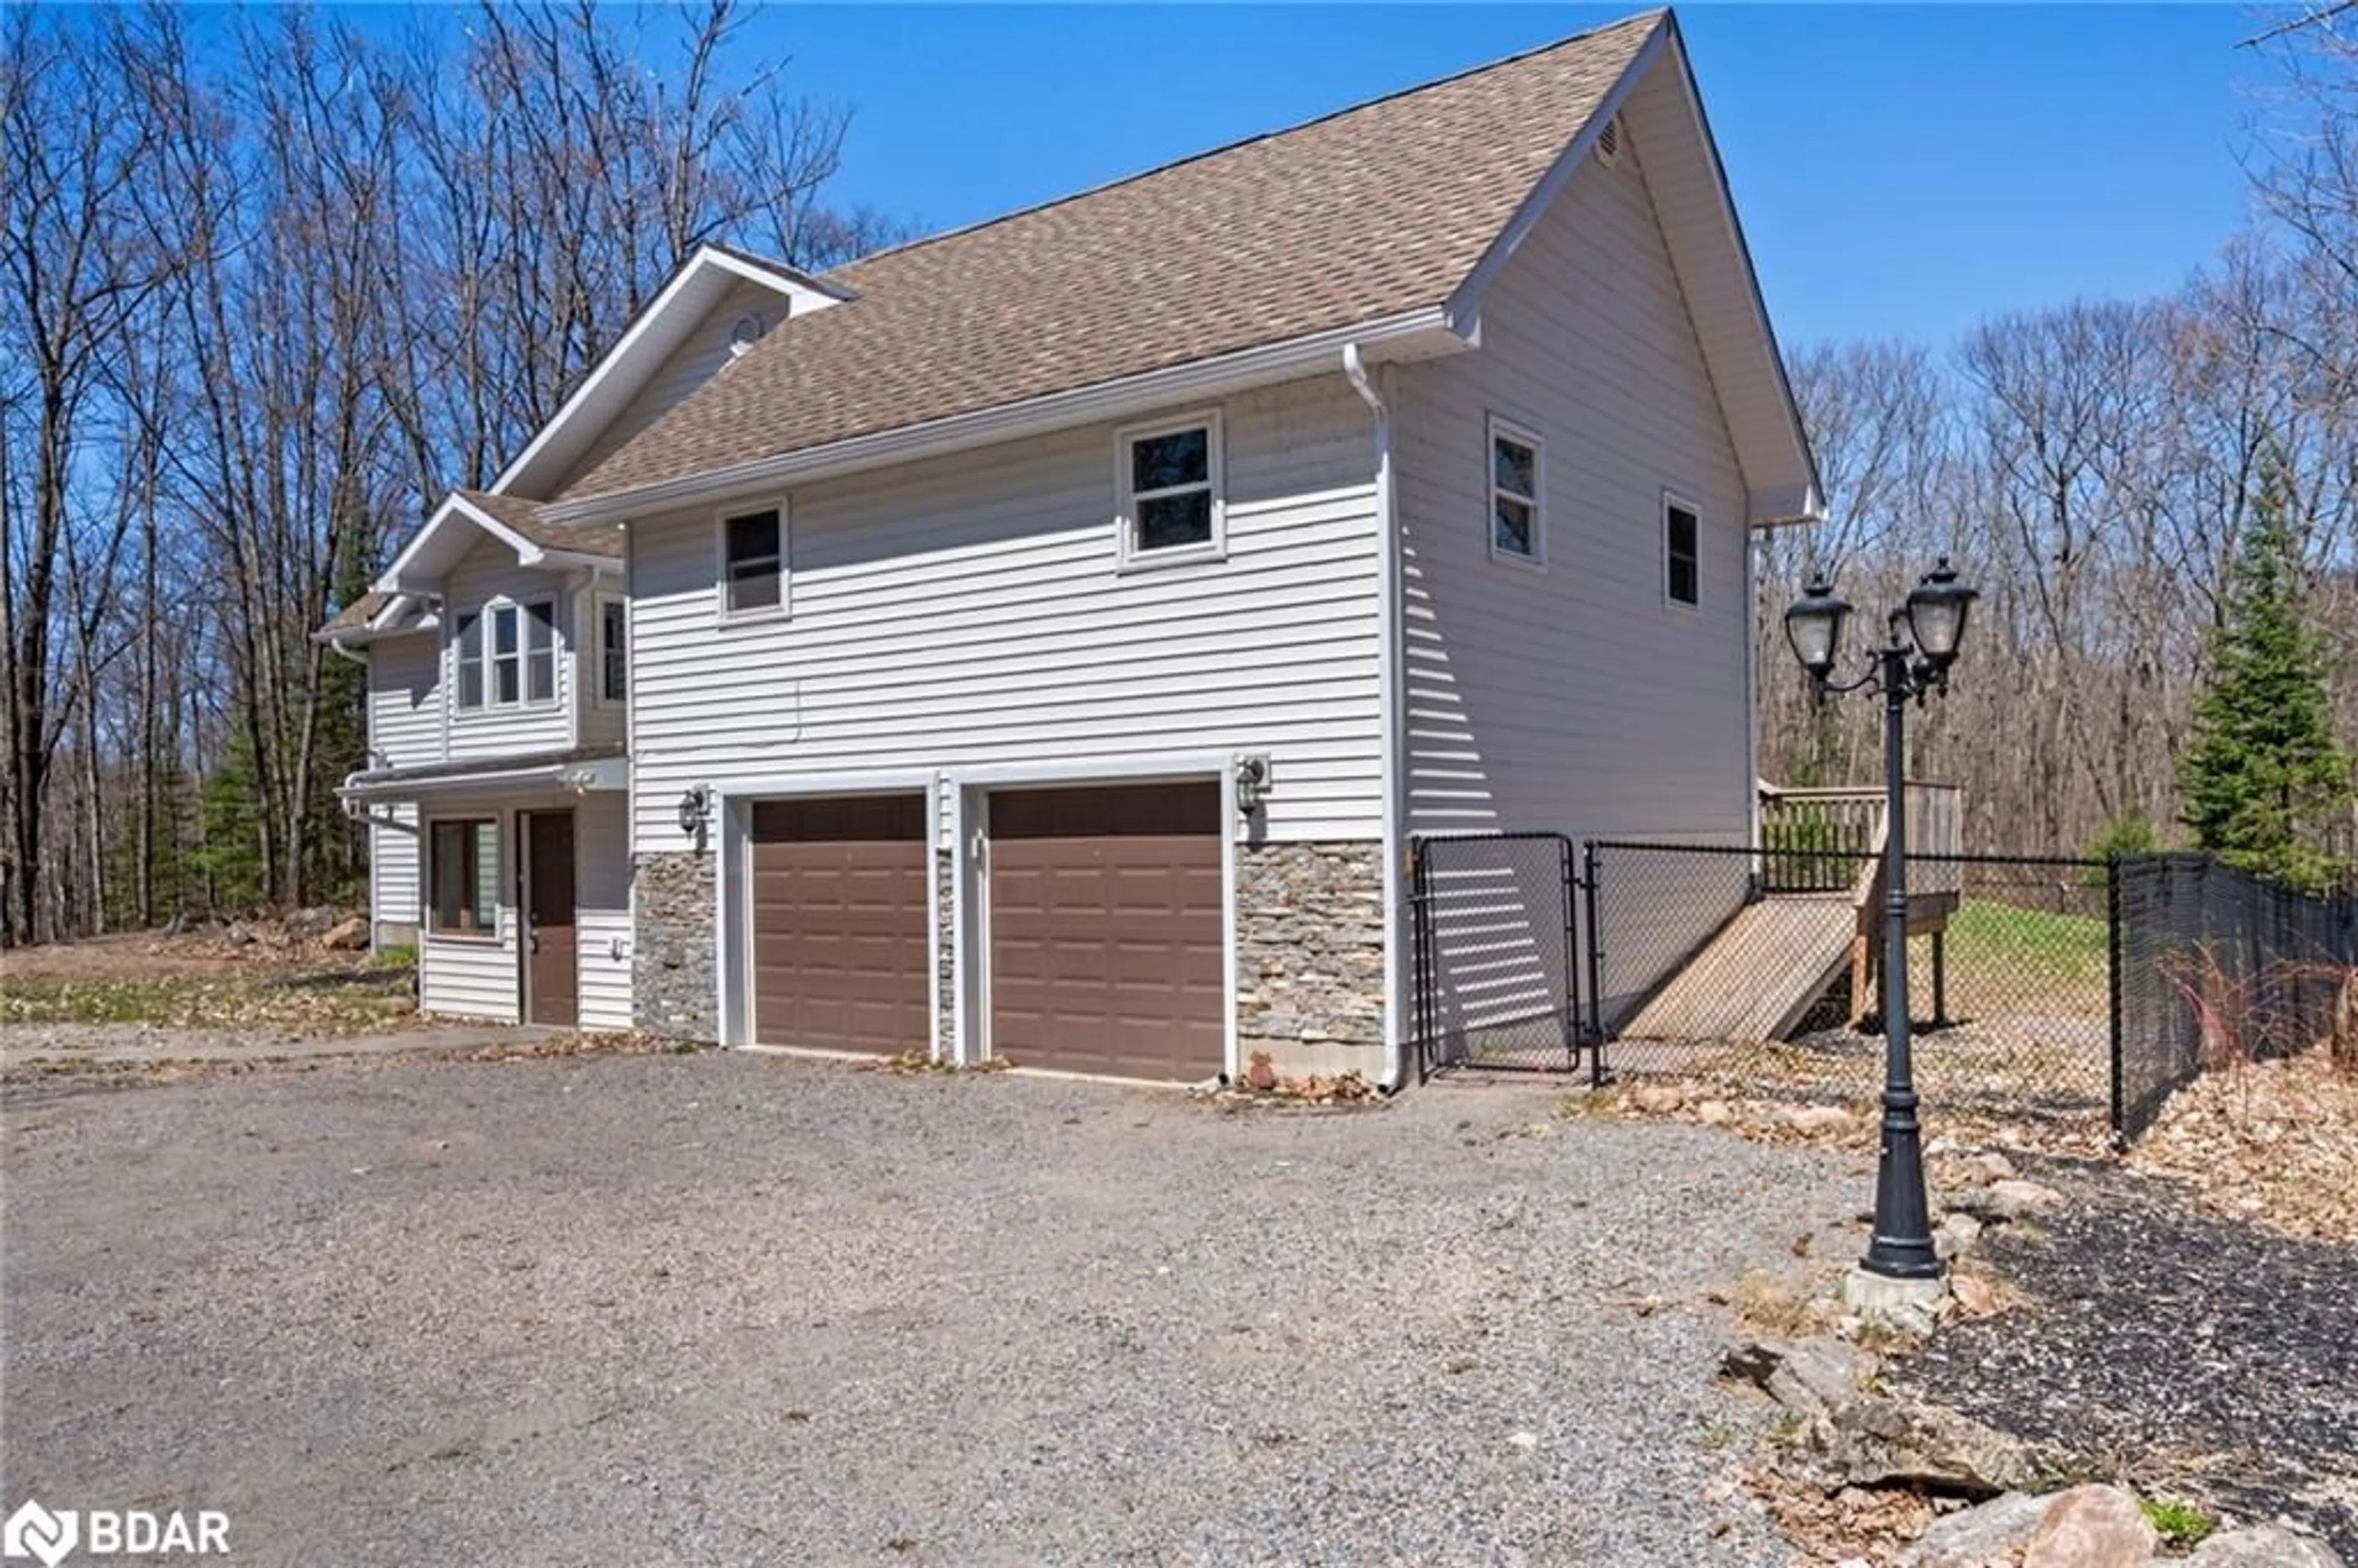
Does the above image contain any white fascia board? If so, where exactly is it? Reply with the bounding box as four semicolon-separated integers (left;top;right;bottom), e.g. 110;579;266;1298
376;493;537;594
1441;16;1670;336
1652;18;1821;511
539;308;1466;526
490;245;843;500
376;493;620;595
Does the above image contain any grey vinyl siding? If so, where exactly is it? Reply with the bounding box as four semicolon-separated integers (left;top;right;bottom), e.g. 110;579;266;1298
626;375;1384;851
1393;119;1751;848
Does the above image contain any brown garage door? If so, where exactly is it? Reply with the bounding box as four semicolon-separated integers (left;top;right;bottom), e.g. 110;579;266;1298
988;782;1223;1081
750;794;929;1055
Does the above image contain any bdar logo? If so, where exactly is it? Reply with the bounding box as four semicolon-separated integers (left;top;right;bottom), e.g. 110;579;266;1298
2;1500;77;1568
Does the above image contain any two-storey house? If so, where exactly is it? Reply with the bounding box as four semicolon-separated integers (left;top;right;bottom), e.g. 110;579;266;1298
325;10;1821;1090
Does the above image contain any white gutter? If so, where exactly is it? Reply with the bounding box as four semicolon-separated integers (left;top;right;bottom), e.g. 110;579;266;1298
1342;341;1407;1095
543;307;1463;526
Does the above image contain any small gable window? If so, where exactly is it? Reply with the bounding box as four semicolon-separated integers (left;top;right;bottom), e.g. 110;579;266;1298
1117;413;1223;564
1488;415;1543;565
1665;496;1700;607
720;505;785;618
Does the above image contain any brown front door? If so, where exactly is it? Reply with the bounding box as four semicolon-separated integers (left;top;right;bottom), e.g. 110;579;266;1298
987;782;1224;1082
749;794;930;1054
523;810;577;1027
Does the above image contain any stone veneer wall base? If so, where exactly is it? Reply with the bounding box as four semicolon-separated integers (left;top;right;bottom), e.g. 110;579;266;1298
634;850;717;1041
1234;839;1388;1081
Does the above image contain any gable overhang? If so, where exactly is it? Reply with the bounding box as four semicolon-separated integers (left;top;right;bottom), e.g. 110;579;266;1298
490;245;855;500
376;492;619;596
537;306;1471;527
1446;12;1822;530
314;591;440;651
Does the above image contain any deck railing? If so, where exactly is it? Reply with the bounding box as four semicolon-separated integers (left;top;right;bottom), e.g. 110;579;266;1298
1759;783;1963;899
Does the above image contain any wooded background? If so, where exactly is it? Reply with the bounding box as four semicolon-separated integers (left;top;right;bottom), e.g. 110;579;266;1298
4;6;2354;947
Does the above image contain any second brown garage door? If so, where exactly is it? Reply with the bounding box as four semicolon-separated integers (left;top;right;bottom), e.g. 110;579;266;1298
987;782;1224;1081
750;794;929;1055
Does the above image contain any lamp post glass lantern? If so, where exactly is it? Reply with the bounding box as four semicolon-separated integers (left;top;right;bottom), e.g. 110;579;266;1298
1785;559;1978;1284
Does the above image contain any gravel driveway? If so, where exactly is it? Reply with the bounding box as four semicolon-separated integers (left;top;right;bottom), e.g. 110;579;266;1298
2;1054;1856;1566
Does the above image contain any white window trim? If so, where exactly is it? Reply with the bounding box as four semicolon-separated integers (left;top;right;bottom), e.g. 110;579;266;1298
592;591;628;708
1662;489;1703;612
1486;413;1546;569
451;594;559;713
714;500;790;624
423;813;502;944
1114;409;1226;571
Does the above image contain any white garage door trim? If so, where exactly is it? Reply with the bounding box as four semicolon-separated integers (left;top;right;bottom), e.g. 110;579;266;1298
949;753;1242;1082
710;770;944;1057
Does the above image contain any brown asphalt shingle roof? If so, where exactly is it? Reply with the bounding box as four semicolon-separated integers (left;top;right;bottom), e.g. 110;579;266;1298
557;11;1660;502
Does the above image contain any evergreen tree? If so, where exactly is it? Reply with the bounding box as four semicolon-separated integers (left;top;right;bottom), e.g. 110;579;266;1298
2175;468;2354;892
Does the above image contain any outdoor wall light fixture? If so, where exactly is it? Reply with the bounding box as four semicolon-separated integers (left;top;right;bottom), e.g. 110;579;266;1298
1784;557;1980;1297
1235;755;1271;818
677;784;712;848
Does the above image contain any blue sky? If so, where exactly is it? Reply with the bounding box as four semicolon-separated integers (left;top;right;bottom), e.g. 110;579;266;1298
744;5;2273;351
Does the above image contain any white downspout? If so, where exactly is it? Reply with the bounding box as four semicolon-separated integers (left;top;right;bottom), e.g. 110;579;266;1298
1343;343;1407;1094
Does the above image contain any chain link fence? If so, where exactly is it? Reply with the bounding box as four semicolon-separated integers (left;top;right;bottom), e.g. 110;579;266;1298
1581;842;2114;1128
1410;831;2354;1141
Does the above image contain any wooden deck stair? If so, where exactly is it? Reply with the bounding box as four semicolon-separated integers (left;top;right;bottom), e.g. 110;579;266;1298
1616;783;1966;1046
1619;896;1858;1042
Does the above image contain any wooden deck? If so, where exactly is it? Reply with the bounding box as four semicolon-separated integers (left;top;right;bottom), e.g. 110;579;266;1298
1618;782;1966;1046
1619;895;1857;1042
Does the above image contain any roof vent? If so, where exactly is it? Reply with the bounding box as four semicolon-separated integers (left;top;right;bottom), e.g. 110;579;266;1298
1594;115;1622;168
728;312;768;358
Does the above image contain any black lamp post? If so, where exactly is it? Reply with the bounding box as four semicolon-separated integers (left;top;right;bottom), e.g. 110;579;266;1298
1783;557;1979;1284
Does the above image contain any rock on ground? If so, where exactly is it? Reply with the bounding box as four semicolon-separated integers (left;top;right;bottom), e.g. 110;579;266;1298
1899;1490;2059;1568
2189;1524;2349;1567
2020;1485;2157;1568
1810;1395;2036;1497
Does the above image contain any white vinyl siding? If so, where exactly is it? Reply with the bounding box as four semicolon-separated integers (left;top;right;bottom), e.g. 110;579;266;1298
369;807;419;936
627;375;1383;853
1394;111;1750;847
574;791;633;1030
444;537;575;760
363;633;437;942
365;631;442;767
